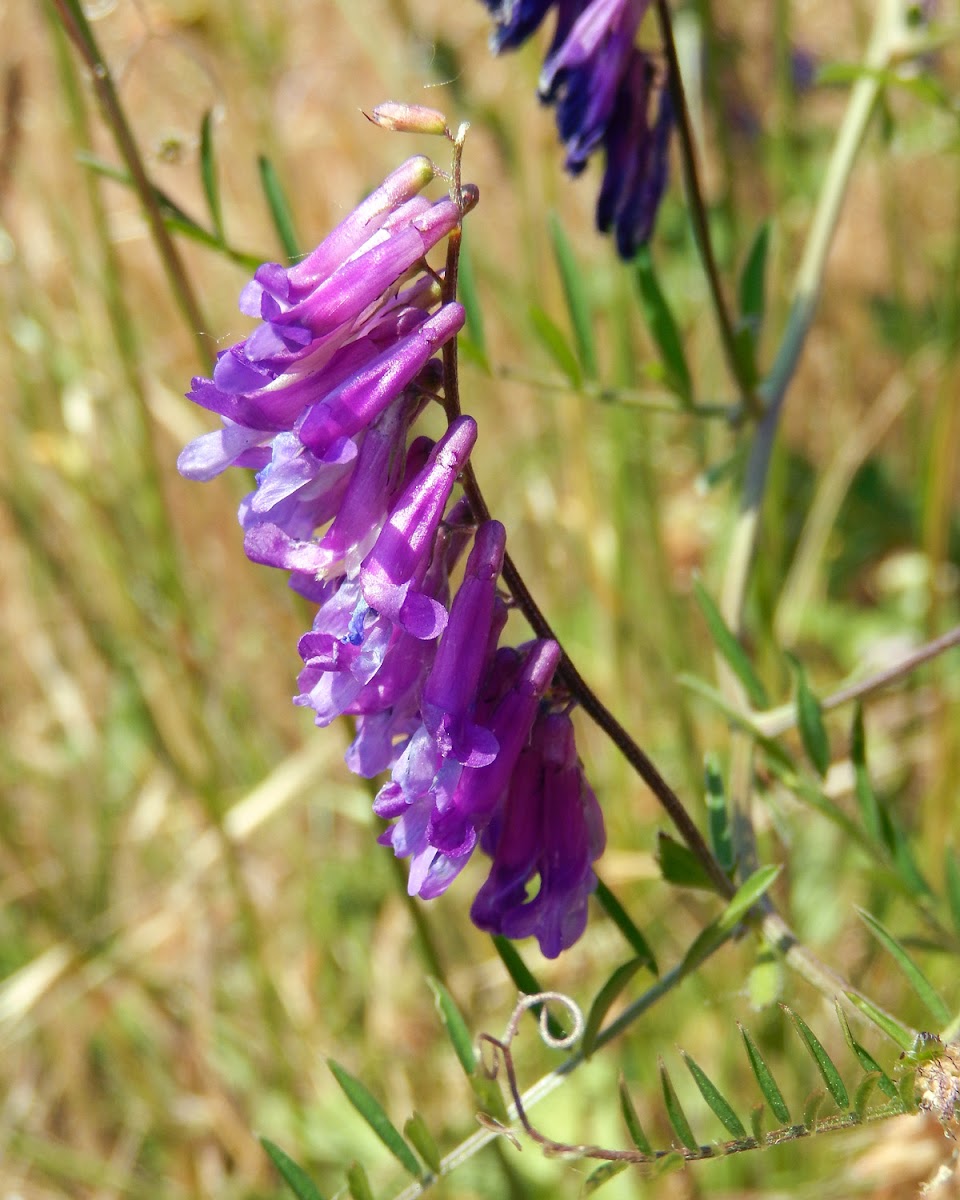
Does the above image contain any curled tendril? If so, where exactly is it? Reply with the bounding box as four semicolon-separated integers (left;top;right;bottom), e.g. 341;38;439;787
500;991;584;1052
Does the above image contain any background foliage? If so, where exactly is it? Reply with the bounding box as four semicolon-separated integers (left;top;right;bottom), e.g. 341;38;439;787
1;1;958;1197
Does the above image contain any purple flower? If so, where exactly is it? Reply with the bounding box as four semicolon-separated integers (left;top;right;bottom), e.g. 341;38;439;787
178;149;607;954
480;0;673;257
375;639;562;901
471;709;605;958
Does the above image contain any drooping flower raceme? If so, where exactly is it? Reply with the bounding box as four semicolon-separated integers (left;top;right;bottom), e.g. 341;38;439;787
479;0;674;258
178;152;604;956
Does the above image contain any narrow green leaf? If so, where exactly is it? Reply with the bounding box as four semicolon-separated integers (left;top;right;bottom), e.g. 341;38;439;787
853;1072;881;1119
678;865;781;976
748;949;784;1010
594;879;658;973
650;1151;685;1178
946;848;960;935
548;212;597;380
791;658;830;777
692;579;768;709
346;1161;374;1200
738;222;771;330
656;831;718;891
584;1162;629;1193
739;1024;791;1124
529;305;582;388
583;958;648;1057
730;324;759;390
258;155;301;262
704;753;734;873
618;1075;653;1154
857;909;949;1026
261;1139;326;1200
428;979;476;1076
328;1060;423;1179
834;1001;897;1099
456;233;489;369
844;993;916;1052
898;1068;920;1113
404;1113;441;1175
851;705;882;841
802;1089;826;1131
783;1006;849;1110
749;1104;765;1144
634;247;692;405
659;1062;699;1153
681;1051;747;1139
199;110;223;241
718;865;781;932
491;937;565;1041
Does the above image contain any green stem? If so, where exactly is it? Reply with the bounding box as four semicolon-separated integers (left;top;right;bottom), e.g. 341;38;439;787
718;0;909;888
721;0;903;638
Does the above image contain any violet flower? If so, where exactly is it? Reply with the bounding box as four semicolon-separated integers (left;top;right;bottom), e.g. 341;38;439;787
179;151;606;954
479;0;674;257
471;709;605;957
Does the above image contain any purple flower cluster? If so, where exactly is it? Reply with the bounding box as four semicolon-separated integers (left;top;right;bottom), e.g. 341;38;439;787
480;0;674;258
179;156;604;956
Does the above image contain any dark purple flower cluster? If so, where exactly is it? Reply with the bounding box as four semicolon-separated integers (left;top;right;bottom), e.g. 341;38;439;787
480;0;674;258
179;157;604;956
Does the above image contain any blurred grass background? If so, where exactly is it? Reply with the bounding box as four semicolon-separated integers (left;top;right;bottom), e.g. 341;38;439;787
1;0;959;1196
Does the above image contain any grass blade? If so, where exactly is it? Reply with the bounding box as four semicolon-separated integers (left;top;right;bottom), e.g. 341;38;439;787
851;705;882;841
739;1024;791;1124
857;909;949;1026
739;220;771;332
844;992;916;1053
529;304;582;388
834;1000;897;1099
404;1113;441;1175
854;1072;882;1119
346;1161;374;1200
261;1139;326;1200
659;1061;699;1153
584;1162;629;1193
428;979;475;1075
619;1075;653;1154
456;232;489;370
657;831;719;891
594;879;658;973
199;109;223;241
791;657;830;777
583;957;648;1057
692;579;768;709
704;752;734;873
782;1006;849;1110
681;1051;747;1139
258;154;301;262
946;848;960;935
548;211;597;379
328;1060;423;1179
802;1089;826;1131
634;247;692;405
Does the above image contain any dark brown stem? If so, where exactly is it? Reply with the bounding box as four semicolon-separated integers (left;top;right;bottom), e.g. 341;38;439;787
440;189;732;897
50;0;212;372
654;0;761;418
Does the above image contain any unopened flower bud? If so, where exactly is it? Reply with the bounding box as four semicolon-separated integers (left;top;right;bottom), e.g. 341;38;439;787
366;101;449;137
